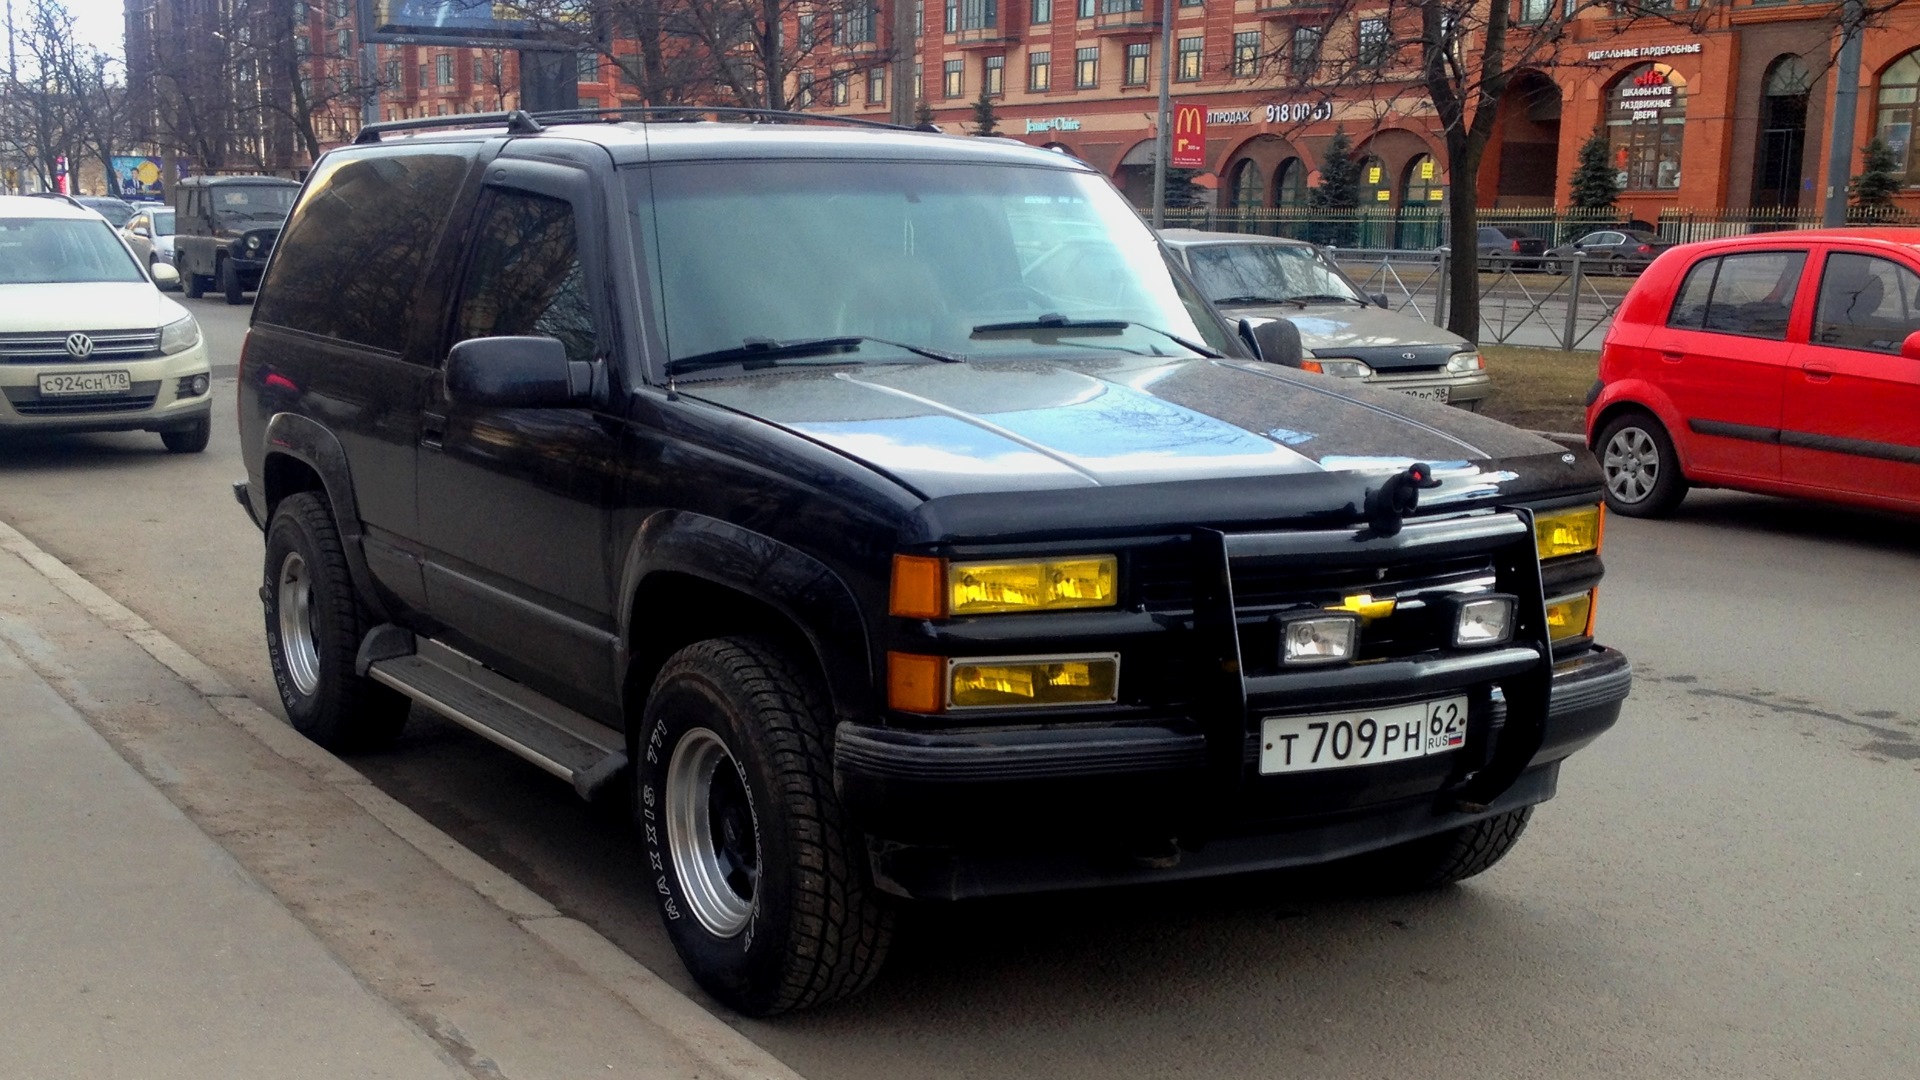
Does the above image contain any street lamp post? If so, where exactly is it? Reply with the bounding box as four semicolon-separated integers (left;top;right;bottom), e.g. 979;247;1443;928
1150;0;1172;228
1821;0;1865;227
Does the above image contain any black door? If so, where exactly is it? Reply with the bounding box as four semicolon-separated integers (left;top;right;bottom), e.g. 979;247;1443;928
416;162;626;722
1754;57;1811;210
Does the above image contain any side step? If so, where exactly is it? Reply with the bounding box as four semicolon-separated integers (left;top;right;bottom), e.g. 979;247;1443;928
358;627;628;800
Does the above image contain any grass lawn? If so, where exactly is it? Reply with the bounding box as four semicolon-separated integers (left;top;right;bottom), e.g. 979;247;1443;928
1476;345;1600;435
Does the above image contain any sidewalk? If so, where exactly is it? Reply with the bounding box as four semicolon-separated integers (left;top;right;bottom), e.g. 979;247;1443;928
0;522;802;1080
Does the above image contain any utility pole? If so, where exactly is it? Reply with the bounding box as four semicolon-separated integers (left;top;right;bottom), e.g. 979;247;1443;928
1150;0;1172;227
1821;0;1864;227
889;0;913;126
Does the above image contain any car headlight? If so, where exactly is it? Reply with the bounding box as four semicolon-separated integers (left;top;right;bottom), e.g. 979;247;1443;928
244;234;262;253
1534;505;1603;560
1545;591;1595;642
890;554;1118;617
887;652;1121;712
158;313;201;355
1301;358;1373;379
1446;351;1484;373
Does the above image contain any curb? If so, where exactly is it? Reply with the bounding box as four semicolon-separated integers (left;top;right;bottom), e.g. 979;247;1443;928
0;519;805;1080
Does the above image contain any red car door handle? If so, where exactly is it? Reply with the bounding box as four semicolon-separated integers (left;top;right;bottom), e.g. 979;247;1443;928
1802;363;1833;383
1659;350;1684;362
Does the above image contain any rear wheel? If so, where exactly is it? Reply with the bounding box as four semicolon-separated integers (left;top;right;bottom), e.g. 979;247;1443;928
219;258;245;304
1597;411;1689;517
1334;808;1534;893
183;266;206;298
636;637;892;1016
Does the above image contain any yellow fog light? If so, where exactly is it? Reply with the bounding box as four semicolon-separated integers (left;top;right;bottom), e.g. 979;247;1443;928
948;654;1120;709
1535;505;1603;560
948;556;1117;615
1545;591;1595;643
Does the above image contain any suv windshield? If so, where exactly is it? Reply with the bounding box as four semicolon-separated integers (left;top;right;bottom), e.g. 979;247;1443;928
0;217;146;284
634;159;1236;371
212;186;298;223
1184;243;1365;306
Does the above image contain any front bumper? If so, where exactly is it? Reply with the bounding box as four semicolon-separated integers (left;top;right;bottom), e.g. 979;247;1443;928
836;644;1629;900
0;343;213;436
1363;368;1492;409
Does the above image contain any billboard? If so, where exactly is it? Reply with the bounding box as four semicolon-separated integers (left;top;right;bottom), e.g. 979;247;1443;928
359;0;581;46
110;156;168;201
1171;104;1207;169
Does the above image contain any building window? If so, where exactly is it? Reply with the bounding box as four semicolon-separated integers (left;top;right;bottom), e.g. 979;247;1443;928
1358;18;1388;69
437;54;454;87
916;0;923;36
839;4;876;44
868;67;886;104
1180;0;1201;6
1291;26;1321;78
1607;63;1687;191
1177;36;1202;82
944;59;965;97
1124;43;1149;87
986;54;1005;95
833;71;850;105
1519;0;1551;23
1275;157;1309;207
1403;153;1441;204
1032;0;1051;22
1078;0;1095;18
1077;46;1099;89
385;60;401;87
915;62;923;99
796;71;815;109
577;53;598;82
945;0;957;31
950;0;996;30
1875;50;1920;189
1232;31;1261;78
1030;50;1051;91
1230;159;1265;208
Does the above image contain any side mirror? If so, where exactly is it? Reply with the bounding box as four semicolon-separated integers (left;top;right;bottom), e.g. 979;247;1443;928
1238;316;1304;367
1903;330;1920;362
150;263;179;287
131;225;150;238
1369;292;1390;309
445;336;593;408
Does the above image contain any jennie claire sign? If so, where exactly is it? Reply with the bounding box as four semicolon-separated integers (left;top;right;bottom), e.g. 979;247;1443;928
1587;42;1701;62
1024;117;1082;134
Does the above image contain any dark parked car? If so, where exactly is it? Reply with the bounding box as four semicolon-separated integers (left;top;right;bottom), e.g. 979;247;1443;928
1465;226;1548;270
1588;228;1920;517
74;195;136;227
171;175;300;304
238;109;1630;1016
1547;229;1675;274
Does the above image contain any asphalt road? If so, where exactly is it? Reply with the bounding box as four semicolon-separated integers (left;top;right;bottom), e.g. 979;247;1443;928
2;294;1915;1079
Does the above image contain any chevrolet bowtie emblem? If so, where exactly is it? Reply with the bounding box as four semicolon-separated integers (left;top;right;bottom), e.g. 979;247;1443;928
1333;593;1396;620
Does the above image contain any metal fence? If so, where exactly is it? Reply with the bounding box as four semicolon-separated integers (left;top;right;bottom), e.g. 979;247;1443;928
1163;205;1916;249
1326;248;1638;352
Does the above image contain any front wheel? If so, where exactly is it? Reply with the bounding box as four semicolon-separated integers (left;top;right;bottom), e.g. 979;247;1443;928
183;267;206;299
219;258;246;304
1333;807;1534;893
160;416;210;454
636;637;892;1016
262;492;410;750
1597;411;1689;517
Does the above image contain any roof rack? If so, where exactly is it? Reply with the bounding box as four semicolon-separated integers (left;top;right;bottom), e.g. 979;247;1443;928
22;191;87;209
352;105;911;144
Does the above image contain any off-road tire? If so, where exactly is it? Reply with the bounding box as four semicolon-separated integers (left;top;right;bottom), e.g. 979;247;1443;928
183;267;206;298
262;491;409;751
160;416;210;454
1336;807;1534;893
636;636;892;1016
1597;410;1689;518
219;258;245;304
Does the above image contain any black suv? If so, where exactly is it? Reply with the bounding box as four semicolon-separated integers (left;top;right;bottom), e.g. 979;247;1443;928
236;110;1630;1016
172;175;301;304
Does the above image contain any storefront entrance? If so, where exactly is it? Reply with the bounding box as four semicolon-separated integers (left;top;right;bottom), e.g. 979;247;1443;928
1754;56;1812;209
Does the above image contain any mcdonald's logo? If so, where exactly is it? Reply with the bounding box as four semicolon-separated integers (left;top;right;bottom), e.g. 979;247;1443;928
1171;103;1207;168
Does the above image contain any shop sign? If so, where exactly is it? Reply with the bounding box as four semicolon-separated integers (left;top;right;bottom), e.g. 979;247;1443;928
1025;117;1082;134
1204;102;1334;125
1172;104;1207;168
1586;41;1701;62
1208;108;1254;125
1620;67;1675;121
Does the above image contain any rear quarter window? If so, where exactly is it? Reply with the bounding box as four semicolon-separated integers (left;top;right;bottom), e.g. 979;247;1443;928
254;148;475;353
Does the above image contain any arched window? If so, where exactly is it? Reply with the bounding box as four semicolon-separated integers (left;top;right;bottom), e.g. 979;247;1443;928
1875;50;1920;190
1274;157;1309;207
1231;159;1267;208
1403;153;1440;205
1755;55;1812;208
1360;155;1391;205
1606;63;1687;191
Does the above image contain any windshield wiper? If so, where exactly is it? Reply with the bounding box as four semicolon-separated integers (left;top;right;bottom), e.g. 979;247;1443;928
1211;294;1300;306
1290;293;1370;307
971;313;1221;358
666;335;964;376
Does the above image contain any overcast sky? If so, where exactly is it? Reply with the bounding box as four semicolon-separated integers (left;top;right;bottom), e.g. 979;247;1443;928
45;0;127;58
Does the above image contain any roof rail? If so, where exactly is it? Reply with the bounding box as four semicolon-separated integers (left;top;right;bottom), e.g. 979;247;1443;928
23;191;87;209
351;105;911;144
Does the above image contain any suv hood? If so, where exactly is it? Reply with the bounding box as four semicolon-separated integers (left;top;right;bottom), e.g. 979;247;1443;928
0;283;182;332
686;355;1572;501
1218;301;1471;369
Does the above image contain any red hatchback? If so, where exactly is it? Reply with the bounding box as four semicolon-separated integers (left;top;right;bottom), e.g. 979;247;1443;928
1586;228;1920;517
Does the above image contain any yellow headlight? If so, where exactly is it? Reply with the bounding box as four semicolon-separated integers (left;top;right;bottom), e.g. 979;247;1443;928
949;655;1120;709
1535;505;1603;561
948;556;1117;615
1545;591;1595;643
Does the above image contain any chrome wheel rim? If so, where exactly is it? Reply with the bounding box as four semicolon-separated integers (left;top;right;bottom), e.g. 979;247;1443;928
276;551;321;696
666;728;758;938
1603;426;1660;505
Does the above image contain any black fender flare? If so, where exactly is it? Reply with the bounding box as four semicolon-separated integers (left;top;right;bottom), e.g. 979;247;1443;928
615;511;872;726
259;412;389;621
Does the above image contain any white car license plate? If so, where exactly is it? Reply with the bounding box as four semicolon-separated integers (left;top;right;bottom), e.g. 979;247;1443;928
1259;696;1468;775
39;371;132;396
1397;385;1450;403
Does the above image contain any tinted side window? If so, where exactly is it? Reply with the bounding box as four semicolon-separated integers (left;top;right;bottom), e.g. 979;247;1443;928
1813;253;1920;355
1667;257;1717;329
254;149;473;353
454;191;596;365
1700;251;1804;340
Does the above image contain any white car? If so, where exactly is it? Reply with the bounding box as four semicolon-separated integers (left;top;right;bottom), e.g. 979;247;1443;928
120;206;179;286
0;195;213;452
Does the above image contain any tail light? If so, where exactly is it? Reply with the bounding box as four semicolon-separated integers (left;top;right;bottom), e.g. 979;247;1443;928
1511;240;1523;252
1636;244;1652;254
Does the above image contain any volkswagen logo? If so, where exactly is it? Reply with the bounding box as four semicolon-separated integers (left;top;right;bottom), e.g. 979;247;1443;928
64;333;94;358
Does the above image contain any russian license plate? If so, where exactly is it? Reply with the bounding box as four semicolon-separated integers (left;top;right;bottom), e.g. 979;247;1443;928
1259;696;1468;775
1397;385;1450;403
39;371;131;396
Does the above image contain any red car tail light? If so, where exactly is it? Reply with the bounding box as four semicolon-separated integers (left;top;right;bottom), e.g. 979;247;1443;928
1512;240;1523;252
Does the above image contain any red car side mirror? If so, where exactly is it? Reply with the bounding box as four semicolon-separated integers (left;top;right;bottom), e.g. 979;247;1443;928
1904;330;1920;362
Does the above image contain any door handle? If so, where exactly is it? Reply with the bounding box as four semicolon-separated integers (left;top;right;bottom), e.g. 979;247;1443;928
421;410;446;448
1659;350;1685;363
1802;362;1833;383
